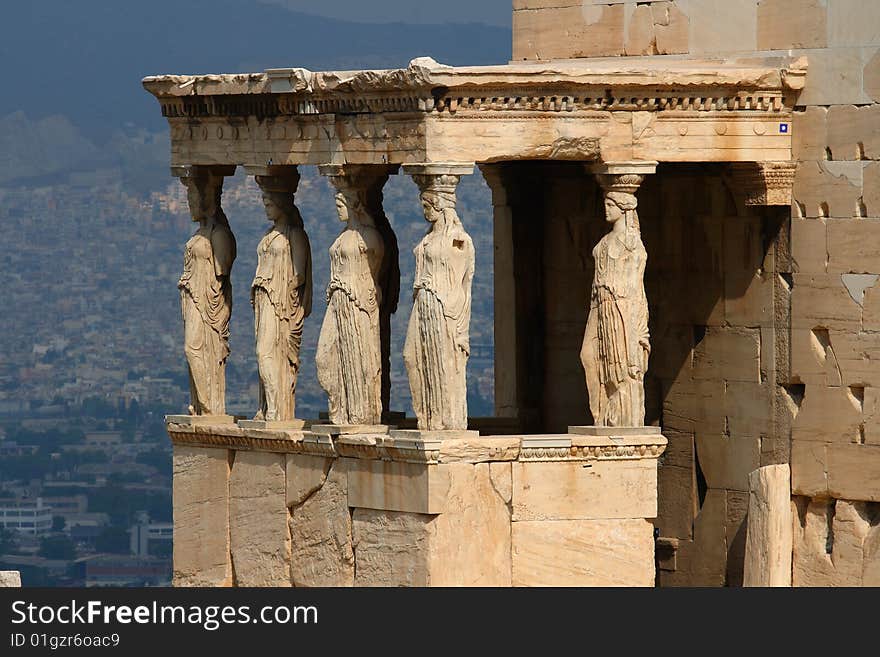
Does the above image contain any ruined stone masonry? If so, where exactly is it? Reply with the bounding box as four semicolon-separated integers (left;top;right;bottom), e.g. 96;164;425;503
146;0;880;586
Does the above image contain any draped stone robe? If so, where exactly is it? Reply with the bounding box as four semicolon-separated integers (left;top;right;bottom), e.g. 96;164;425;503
178;221;235;415
316;223;384;425
252;223;312;421
403;221;475;431
582;225;649;427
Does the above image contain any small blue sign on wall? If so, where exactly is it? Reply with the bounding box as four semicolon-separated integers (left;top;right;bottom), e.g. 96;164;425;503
779;123;789;133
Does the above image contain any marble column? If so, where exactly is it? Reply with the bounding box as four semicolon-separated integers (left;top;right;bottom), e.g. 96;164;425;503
399;163;477;437
477;164;517;420
579;161;657;428
170;164;237;423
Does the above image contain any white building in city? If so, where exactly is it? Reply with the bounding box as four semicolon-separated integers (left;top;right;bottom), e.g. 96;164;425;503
0;497;53;536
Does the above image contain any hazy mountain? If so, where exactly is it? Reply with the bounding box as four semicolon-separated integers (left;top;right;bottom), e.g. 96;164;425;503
0;0;510;139
257;0;512;28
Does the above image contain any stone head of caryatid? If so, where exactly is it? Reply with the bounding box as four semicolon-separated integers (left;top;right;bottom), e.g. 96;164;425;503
413;174;460;226
182;174;223;223
597;173;644;231
256;172;301;227
327;174;372;225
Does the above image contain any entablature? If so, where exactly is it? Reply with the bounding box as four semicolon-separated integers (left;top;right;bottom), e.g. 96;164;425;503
143;56;806;166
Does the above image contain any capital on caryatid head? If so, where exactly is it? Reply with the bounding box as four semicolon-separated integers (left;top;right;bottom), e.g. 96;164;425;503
403;162;474;190
246;164;301;194
172;164;237;191
587;161;657;195
172;164;237;217
318;163;399;190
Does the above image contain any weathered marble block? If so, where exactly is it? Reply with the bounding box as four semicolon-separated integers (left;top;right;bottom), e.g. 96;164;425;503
229;450;290;587
743;464;792;587
171;444;232;586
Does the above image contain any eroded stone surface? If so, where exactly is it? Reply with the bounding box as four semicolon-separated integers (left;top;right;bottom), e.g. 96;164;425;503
429;463;512;586
792;385;863;443
793;498;875;586
229;451;290;586
694;434;760;492
438;437;520;463
757;0;827;50
289;460;354;587
346;459;450;514
512;518;655;586
352;509;432;586
512;459;658;521
172;446;231;587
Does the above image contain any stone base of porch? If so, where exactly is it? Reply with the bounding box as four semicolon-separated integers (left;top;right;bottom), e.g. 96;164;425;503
166;420;666;587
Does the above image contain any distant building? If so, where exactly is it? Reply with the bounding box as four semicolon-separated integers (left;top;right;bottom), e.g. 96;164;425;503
0;555;75;586
42;494;88;516
62;513;110;532
0;497;53;536
84;431;122;448
0;442;39;457
83;555;171;587
129;513;172;557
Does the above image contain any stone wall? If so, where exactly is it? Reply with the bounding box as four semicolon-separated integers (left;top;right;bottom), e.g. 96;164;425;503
513;0;880;586
167;422;664;587
486;161;792;583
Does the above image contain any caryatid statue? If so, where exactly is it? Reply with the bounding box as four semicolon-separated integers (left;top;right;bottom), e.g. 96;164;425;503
315;167;385;426
251;171;313;422
580;166;654;427
177;170;236;416
403;166;475;431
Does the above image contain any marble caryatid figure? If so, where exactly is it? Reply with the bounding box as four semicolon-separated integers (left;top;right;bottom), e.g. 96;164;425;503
581;175;650;427
251;173;313;422
404;173;475;431
178;173;236;416
316;172;385;426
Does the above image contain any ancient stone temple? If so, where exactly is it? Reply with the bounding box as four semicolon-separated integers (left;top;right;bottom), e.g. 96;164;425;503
145;1;880;586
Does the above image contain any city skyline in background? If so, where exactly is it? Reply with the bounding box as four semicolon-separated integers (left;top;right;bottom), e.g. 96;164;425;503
0;1;511;586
